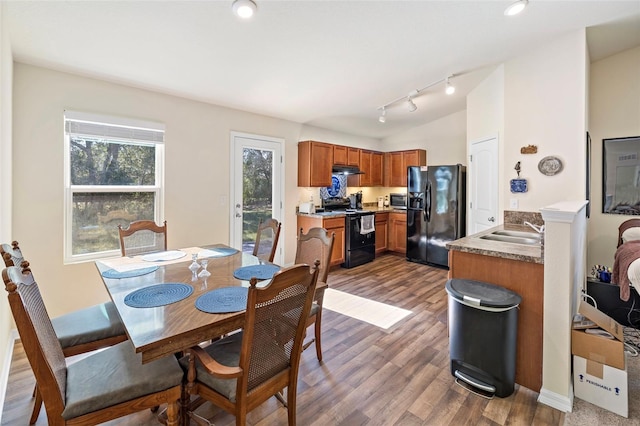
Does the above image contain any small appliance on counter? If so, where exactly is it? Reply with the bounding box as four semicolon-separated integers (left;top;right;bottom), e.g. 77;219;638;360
298;202;315;214
389;193;407;209
349;191;363;209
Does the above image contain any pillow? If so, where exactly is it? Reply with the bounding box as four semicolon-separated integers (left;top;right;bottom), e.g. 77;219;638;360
622;227;640;243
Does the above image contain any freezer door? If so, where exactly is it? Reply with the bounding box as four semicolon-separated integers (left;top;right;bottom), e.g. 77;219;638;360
426;165;464;267
406;208;427;263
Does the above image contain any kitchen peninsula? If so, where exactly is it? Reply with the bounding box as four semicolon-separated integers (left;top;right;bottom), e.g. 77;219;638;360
446;214;544;392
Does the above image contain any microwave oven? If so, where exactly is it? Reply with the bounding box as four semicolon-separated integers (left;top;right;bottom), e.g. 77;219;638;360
390;193;407;209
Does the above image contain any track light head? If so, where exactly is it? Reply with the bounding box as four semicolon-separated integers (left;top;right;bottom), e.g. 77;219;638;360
379;108;386;123
445;77;455;95
233;0;257;19
406;98;417;112
504;0;528;16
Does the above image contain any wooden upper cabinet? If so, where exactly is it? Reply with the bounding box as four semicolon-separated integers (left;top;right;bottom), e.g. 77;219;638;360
298;141;333;187
333;145;347;165
347;147;360;166
386;149;426;187
358;150;373;186
370;151;384;186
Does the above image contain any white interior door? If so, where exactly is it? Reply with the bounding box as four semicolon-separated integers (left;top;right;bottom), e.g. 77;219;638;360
230;132;283;263
469;136;499;234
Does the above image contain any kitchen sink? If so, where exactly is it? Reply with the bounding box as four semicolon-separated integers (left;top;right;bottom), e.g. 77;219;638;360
491;230;542;240
479;233;541;245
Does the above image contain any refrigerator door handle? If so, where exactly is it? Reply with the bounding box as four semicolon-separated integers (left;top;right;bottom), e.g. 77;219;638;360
425;181;431;222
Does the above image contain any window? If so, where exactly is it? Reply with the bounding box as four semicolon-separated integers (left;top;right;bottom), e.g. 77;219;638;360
64;111;164;263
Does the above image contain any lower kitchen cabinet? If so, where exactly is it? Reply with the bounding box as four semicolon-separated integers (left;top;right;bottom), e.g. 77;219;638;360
297;215;345;266
388;212;406;254
448;250;544;392
375;212;388;254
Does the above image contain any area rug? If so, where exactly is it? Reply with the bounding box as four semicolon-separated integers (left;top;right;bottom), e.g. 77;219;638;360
323;288;412;329
564;329;640;425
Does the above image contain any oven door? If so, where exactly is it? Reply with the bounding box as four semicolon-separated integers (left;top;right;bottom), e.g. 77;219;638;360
347;214;376;249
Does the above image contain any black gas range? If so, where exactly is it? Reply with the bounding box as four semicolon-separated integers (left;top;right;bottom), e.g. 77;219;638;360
322;198;376;268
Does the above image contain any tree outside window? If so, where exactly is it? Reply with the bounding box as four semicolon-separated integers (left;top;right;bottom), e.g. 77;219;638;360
64;112;164;262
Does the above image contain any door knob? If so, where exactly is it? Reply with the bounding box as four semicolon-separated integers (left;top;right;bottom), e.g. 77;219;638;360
235;213;242;218
488;216;495;222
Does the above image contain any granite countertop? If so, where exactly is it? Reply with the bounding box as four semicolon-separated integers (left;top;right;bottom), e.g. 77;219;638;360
296;207;406;218
446;224;544;264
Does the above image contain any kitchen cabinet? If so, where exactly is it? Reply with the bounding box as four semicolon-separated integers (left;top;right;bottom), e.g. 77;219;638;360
297;215;345;267
298;141;333;187
386;149;427;187
375;212;389;254
333;145;348;165
349;149;384;187
347;147;360;166
448;250;544;392
370;151;384;186
388;211;406;254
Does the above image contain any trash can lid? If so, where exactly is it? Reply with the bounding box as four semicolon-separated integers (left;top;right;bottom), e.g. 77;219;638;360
445;279;522;308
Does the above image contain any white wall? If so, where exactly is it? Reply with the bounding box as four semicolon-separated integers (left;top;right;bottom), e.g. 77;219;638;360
467;65;505;219
504;30;588;213
382;109;467;166
0;1;14;418
12;63;370;319
588;46;640;269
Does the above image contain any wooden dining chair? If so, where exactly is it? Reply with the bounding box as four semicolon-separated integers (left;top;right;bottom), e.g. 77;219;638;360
1;241;128;423
252;218;281;263
3;264;183;425
117;220;167;256
182;261;320;426
294;227;335;362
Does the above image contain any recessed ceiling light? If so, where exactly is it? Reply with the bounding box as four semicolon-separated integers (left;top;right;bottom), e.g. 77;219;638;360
504;0;528;16
233;0;257;19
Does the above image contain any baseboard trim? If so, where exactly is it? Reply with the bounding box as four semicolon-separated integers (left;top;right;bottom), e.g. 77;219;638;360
0;330;18;424
538;386;573;412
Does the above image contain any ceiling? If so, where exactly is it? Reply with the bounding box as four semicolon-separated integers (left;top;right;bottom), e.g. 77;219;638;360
4;1;640;140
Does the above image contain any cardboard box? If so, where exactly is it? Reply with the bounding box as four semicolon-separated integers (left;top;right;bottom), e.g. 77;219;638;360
571;301;625;369
573;354;628;417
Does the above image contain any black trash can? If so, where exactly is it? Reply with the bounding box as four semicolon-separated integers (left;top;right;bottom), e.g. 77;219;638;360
445;278;522;398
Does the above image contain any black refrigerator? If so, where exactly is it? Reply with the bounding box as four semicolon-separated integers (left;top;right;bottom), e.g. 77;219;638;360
406;164;466;268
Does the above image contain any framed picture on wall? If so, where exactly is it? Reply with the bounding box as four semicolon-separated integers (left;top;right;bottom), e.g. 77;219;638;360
602;135;640;215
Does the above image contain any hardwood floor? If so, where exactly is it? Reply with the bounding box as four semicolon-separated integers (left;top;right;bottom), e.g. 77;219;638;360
2;254;565;425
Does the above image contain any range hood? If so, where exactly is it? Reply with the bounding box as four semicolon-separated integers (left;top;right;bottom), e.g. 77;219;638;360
332;165;364;175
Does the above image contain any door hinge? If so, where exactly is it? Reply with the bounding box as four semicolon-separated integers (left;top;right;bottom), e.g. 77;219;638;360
469;154;473;162
470;201;473;208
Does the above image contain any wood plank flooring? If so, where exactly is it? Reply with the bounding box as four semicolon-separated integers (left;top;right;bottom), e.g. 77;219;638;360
2;253;565;425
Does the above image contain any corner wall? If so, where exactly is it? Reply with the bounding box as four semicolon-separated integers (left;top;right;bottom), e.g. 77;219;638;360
0;1;14;419
588;45;640;270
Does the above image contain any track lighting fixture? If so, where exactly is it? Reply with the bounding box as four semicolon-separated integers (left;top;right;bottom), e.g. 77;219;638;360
445;77;456;95
504;0;528;16
232;0;257;19
379;107;386;123
376;74;457;123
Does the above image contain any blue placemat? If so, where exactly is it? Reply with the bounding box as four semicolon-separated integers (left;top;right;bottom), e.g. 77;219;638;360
233;264;280;280
195;286;248;314
198;247;238;258
101;266;158;279
124;283;193;308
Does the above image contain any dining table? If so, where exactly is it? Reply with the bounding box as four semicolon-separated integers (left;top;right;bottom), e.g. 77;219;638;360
95;244;280;364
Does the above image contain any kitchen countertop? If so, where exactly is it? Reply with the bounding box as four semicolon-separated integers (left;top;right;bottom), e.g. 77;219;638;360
296;207;406;218
446;224;544;264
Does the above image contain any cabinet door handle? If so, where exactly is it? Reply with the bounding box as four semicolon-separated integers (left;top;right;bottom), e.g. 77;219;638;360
488;216;495;222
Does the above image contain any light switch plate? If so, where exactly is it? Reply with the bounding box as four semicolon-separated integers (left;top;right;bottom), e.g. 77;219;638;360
510;198;519;209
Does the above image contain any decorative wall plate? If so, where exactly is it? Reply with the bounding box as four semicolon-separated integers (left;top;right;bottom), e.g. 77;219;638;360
538;156;563;176
510;178;528;193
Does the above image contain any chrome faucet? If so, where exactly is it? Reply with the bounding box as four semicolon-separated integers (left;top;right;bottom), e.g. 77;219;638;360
524;221;545;234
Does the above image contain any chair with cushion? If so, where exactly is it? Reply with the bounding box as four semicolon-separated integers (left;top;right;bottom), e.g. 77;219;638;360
294;227;335;362
2;264;183;425
1;241;128;423
252;218;281;263
182;261;320;425
117;220;168;257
